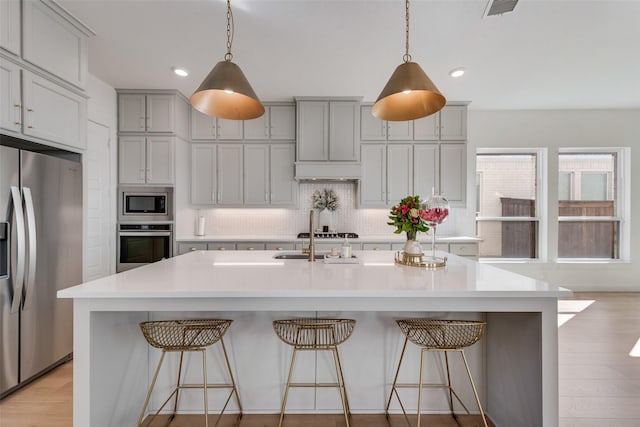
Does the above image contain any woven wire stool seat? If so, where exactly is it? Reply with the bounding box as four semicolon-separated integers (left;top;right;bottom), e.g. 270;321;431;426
386;319;488;427
137;319;242;427
273;318;356;427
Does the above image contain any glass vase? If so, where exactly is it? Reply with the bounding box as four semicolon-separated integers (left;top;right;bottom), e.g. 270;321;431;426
422;194;450;260
404;230;423;255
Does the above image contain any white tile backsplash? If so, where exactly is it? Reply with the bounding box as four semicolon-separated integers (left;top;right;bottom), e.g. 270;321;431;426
177;183;463;237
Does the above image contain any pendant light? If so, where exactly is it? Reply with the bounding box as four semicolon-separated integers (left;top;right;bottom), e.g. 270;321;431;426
372;0;446;122
190;0;265;120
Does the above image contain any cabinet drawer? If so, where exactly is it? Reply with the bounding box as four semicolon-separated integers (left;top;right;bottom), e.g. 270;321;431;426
177;243;207;255
207;243;236;251
236;242;266;251
266;242;295;251
362;243;391;251
449;243;478;256
435;243;449;252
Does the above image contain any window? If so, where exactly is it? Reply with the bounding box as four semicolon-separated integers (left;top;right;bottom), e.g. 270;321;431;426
558;152;620;259
475;152;541;259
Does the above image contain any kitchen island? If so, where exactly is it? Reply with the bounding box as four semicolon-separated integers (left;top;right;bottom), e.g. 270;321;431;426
58;250;570;427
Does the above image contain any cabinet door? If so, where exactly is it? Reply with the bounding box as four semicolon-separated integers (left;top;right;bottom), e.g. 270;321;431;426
217;144;244;205
0;0;21;55
413;114;439;141
413;144;438;200
269;105;295;140
387;144;413;205
191;107;216;140
0;59;22;133
440;143;466;206
146;136;174;184
146;95;175;133
243;109;269;140
119;136;146;184
439;105;467;141
360;144;387;207
244;144;270;205
177;243;207;255
236;242;266;251
22;70;86;149
22;0;88;88
270;144;297;206
360;105;386;141
297;101;328;161
329;101;359;161
119;94;146;132
216;118;243;140
387;120;413;141
191;144;217;205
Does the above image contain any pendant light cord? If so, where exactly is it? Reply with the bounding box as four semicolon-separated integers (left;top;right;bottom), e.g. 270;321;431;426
404;0;411;63
225;0;234;61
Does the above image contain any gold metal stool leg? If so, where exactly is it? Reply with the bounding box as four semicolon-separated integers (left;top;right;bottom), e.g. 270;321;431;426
137;350;167;427
331;346;351;427
213;336;243;427
460;350;489;427
416;348;427;427
171;351;185;421
202;348;209;427
278;347;299;427
386;336;412;426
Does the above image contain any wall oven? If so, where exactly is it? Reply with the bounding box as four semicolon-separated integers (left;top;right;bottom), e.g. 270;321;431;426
119;186;173;222
117;224;173;272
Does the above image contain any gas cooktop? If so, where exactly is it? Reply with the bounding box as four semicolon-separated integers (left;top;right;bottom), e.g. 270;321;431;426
297;232;359;239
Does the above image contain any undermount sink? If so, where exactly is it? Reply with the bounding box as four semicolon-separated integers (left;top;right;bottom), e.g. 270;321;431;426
273;253;326;260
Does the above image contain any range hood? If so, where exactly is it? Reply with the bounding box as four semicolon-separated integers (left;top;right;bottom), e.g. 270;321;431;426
294;162;361;181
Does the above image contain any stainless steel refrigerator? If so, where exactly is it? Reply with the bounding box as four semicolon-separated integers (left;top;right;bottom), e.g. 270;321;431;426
1;138;82;398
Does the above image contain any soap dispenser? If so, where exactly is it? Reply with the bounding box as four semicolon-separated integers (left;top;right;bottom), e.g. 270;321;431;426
341;237;352;258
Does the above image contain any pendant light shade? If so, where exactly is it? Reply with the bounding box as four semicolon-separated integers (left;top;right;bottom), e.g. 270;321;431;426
372;62;446;121
190;60;264;120
372;0;446;122
190;0;264;120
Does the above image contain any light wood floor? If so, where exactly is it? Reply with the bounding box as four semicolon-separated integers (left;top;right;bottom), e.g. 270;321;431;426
1;292;638;426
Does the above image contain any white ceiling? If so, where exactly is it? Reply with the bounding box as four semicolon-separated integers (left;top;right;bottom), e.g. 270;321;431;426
57;0;640;110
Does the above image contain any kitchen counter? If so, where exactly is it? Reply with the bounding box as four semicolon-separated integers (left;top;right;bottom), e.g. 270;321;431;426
175;234;481;243
59;251;569;427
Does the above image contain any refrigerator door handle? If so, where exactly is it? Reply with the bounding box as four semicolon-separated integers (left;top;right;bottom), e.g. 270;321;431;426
9;186;25;314
22;187;37;311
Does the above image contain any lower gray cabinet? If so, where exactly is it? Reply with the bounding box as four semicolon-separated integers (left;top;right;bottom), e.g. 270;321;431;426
177;242;207;255
207;243;236;251
266;242;295;251
236;242;266;250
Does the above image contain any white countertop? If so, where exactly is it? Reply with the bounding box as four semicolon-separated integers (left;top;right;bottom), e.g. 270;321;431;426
59;250;569;299
175;234;482;243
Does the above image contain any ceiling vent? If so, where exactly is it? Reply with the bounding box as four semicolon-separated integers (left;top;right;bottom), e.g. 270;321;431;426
484;0;519;17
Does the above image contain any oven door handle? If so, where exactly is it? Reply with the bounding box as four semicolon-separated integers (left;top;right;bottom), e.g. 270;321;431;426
118;232;172;237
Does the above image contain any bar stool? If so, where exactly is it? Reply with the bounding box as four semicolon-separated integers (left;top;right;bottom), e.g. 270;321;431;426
273;318;356;427
137;319;242;427
386;319;488;427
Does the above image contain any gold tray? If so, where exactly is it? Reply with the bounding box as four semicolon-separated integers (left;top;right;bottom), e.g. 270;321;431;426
394;251;447;269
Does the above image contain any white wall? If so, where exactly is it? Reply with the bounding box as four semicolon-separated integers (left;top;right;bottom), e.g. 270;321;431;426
85;74;117;277
467;109;640;291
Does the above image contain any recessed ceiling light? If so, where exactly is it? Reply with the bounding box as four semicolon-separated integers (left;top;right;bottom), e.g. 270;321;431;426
449;67;465;78
172;67;189;77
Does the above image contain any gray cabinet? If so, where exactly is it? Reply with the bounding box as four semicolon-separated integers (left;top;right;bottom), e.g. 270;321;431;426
217;144;244;205
296;98;360;162
362;104;467;142
439;143;466;206
177;242;207;255
191;144;217;204
244;144;269;205
413;143;438;200
0;59;22;134
21;69;87;149
191;107;243;140
360;143;412;207
269;144;297;206
119;136;174;185
0;0;20;55
244;104;295;140
22;0;90;89
119;93;176;133
236;242;266;251
413;105;467;141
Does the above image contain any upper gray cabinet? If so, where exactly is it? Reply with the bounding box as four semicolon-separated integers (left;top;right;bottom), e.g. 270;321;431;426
120;94;172;133
0;0;21;55
22;0;91;89
191;107;243;141
244;104;295;141
296;97;360;162
361;103;468;142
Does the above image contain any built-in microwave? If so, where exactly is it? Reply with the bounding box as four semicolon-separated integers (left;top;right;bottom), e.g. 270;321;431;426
119;187;173;222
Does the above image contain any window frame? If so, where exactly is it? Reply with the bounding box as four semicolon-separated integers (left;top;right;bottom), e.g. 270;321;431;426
557;148;629;262
475;148;547;262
